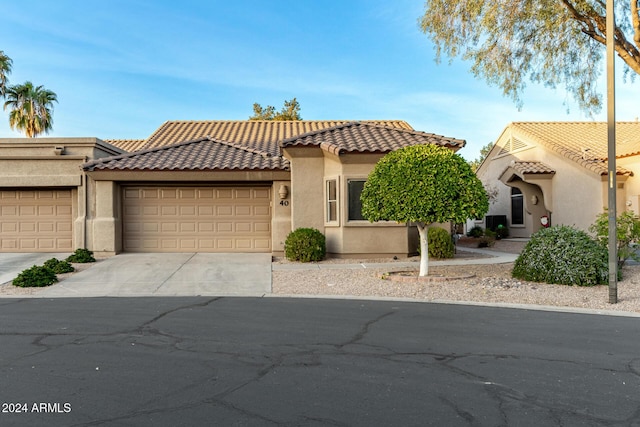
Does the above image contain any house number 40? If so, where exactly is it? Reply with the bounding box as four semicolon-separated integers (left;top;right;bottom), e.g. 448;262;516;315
279;200;289;206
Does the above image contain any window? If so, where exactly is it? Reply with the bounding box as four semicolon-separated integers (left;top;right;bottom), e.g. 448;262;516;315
347;179;366;221
326;179;337;222
511;187;524;225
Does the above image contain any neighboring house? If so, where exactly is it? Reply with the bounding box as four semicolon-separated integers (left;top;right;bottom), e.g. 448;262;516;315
0;120;465;256
470;122;640;237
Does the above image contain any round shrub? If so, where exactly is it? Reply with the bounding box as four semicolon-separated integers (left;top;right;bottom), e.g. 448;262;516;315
496;224;509;239
13;265;58;288
427;227;454;259
512;225;608;286
285;228;326;262
44;258;75;274
467;226;484;238
66;248;95;263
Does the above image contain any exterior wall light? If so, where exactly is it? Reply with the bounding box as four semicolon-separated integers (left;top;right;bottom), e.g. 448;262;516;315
278;184;289;200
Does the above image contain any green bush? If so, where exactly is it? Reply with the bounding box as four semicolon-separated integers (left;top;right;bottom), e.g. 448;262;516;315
13;265;58;288
427;227;454;259
66;248;95;263
467;226;484;238
496;224;509;239
512;225;608;286
285;228;326;262
43;258;75;274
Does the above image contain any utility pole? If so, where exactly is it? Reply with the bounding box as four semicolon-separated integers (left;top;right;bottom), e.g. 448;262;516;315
606;0;617;303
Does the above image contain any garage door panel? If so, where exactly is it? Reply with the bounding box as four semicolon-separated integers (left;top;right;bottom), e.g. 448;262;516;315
123;186;272;253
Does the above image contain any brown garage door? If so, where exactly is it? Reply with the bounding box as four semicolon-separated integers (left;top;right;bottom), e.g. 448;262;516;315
122;186;272;252
0;189;73;252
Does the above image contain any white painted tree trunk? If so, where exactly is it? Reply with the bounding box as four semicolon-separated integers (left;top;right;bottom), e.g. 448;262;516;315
417;222;430;277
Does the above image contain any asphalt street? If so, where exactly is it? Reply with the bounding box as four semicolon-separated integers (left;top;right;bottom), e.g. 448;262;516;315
0;297;639;426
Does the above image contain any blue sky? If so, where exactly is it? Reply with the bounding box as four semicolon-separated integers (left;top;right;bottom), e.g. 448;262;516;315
1;0;639;161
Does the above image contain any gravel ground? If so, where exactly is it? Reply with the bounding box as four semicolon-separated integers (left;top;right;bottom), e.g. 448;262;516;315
273;238;640;315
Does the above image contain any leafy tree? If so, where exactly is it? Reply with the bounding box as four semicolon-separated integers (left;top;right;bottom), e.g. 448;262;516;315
590;210;640;269
249;97;302;120
468;141;494;172
361;144;489;276
419;1;640;114
3;81;58;137
0;50;12;97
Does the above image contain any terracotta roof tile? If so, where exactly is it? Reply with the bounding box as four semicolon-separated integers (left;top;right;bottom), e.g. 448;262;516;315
281;122;465;153
141;120;414;154
511;122;640;175
83;137;289;172
103;139;147;152
510;161;556;175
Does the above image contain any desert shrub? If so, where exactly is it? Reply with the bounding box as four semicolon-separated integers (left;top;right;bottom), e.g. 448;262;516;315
284;228;326;262
477;236;495;248
43;258;75;274
66;248;95;263
13;265;58;288
512;225;608;286
427;227;454;259
467;226;484;238
590;210;640;269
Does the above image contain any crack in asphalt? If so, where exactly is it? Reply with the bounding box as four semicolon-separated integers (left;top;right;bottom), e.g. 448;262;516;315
2;300;639;425
336;310;396;349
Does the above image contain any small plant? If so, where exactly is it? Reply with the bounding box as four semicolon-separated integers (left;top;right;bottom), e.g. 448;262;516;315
66;248;96;263
512;225;608;286
496;224;509;239
477;236;495;248
467;225;484;238
427;227;454;259
13;265;58;288
284;228;326;262
43;258;75;274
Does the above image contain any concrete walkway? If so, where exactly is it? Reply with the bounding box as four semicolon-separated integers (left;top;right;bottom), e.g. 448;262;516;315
272;247;518;271
0;252;71;285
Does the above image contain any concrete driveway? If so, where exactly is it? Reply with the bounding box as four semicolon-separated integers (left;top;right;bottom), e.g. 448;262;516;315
0;252;72;285
22;253;272;297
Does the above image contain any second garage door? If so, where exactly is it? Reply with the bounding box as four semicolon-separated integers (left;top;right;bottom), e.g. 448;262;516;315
123;186;272;252
0;189;73;252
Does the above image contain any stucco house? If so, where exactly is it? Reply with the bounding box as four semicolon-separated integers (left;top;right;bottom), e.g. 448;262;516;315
0;120;465;257
471;121;640;237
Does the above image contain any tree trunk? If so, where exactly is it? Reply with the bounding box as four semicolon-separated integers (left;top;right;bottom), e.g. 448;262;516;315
417;222;430;277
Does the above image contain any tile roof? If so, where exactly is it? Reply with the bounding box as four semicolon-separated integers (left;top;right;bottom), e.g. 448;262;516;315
511;122;640;175
281;122;465;154
139;120;414;154
83;137;289;172
104;139;147;152
510;161;556;175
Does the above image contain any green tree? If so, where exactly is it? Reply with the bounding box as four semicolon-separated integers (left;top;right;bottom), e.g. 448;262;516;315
468;141;494;172
361;144;489;276
590;210;640;269
0;50;12;97
419;1;640;114
3;81;58;137
249;97;302;120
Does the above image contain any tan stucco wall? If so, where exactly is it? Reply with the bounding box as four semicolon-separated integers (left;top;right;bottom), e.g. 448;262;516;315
283;147;325;231
473;126;633;237
272;180;292;254
322;152;410;256
0;138;121;253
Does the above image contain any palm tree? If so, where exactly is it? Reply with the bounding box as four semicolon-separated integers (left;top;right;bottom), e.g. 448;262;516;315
3;81;58;137
0;50;12;97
